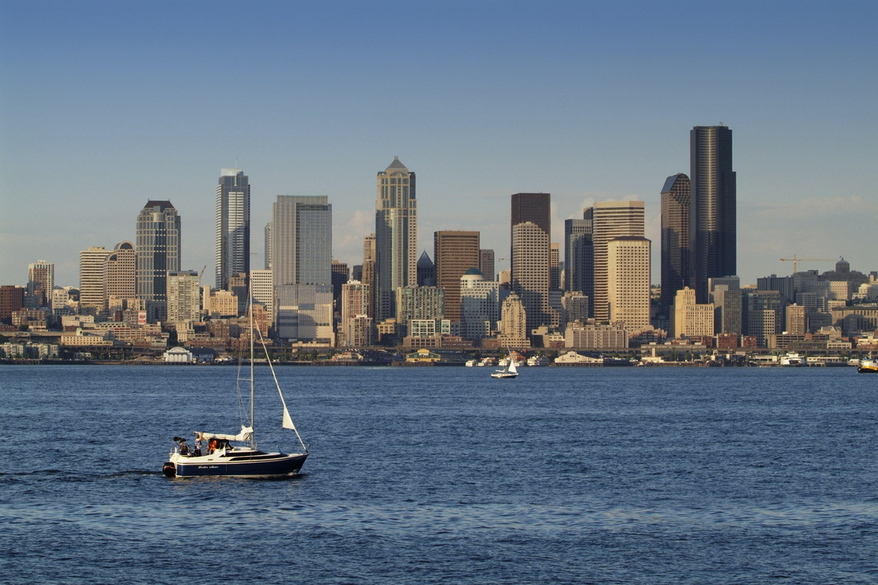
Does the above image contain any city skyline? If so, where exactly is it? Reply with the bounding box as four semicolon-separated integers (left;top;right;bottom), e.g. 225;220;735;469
1;1;876;287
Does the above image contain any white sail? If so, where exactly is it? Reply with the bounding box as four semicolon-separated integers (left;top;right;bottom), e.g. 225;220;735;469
282;404;296;430
508;360;518;374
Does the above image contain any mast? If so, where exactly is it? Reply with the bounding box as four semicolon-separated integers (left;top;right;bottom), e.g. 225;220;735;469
248;279;256;449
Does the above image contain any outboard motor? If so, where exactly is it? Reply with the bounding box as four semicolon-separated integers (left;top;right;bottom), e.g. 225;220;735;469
162;461;177;478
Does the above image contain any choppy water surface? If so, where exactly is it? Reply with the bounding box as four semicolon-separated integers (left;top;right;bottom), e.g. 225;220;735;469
2;365;877;584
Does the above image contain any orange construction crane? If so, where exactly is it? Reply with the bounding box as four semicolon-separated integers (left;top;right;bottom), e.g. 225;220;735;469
779;255;835;273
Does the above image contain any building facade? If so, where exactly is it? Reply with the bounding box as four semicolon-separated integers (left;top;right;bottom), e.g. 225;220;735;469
690;126;736;303
564;208;594;304
27;260;54;309
434;230;480;325
105;242;137;310
215;168;250;291
607;236;652;335
459;268;500;341
375;157;417;323
592;200;645;322
660;173;690;309
136;200;181;322
79;247;113;310
271;195;333;342
167;270;201;324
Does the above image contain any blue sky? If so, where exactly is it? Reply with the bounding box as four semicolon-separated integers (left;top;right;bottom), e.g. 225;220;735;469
2;0;876;288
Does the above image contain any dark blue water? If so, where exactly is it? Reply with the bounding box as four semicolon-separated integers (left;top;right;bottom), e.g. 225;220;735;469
1;365;877;584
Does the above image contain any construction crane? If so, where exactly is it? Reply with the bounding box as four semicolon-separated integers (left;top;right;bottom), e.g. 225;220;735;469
779;255;835;274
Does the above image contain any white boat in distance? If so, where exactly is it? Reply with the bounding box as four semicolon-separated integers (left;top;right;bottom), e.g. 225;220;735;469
162;297;308;479
491;351;519;379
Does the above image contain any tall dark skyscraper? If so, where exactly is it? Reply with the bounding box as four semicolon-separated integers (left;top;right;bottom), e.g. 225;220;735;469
215;168;250;291
690;125;736;303
564;208;594;304
660;173;690;309
136;200;181;322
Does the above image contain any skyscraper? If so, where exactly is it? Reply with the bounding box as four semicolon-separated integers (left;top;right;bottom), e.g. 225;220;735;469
375;157;417;323
215;168;250;291
434;230;480;325
690;125;736;303
105;242;137;309
271;195;333;342
607;236;652;335
592;200;645;322
660;173;690;309
511;192;550;236
136;200;181;322
167;270;201;324
272;196;332;288
27;260;54;309
510;193;552;335
80;247;112;310
512;221;550;335
564;209;594;295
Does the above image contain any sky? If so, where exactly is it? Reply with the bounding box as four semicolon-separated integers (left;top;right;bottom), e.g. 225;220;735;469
1;0;876;289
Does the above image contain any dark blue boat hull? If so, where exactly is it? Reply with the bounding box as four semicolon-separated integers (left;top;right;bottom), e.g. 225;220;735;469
166;452;308;478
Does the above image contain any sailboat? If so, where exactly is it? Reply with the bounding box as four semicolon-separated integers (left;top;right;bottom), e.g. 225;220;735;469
162;297;308;479
491;350;519;379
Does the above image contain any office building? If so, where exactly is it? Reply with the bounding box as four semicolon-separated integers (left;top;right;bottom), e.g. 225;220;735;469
511;193;552;335
512;221;551;335
375;157;417;323
690;125;736;303
672;286;715;338
340;281;372;347
786;304;806;336
136;200;181;322
459;268;500;341
396;285;444;337
417;251;435;287
167;271;201;324
498;291;528;348
250;269;274;322
80;247;113;310
27;260;54;309
271;195;333;342
607;236;652;335
434;230;480;325
660;173;690;308
592;200;645;322
564;209;594;303
0;285;25;324
105;242;137;310
479;249;495;282
744;289;783;347
215;168;250;291
361;233;377;319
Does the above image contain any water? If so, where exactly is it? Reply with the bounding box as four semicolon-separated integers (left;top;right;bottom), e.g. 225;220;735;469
1;365;877;584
